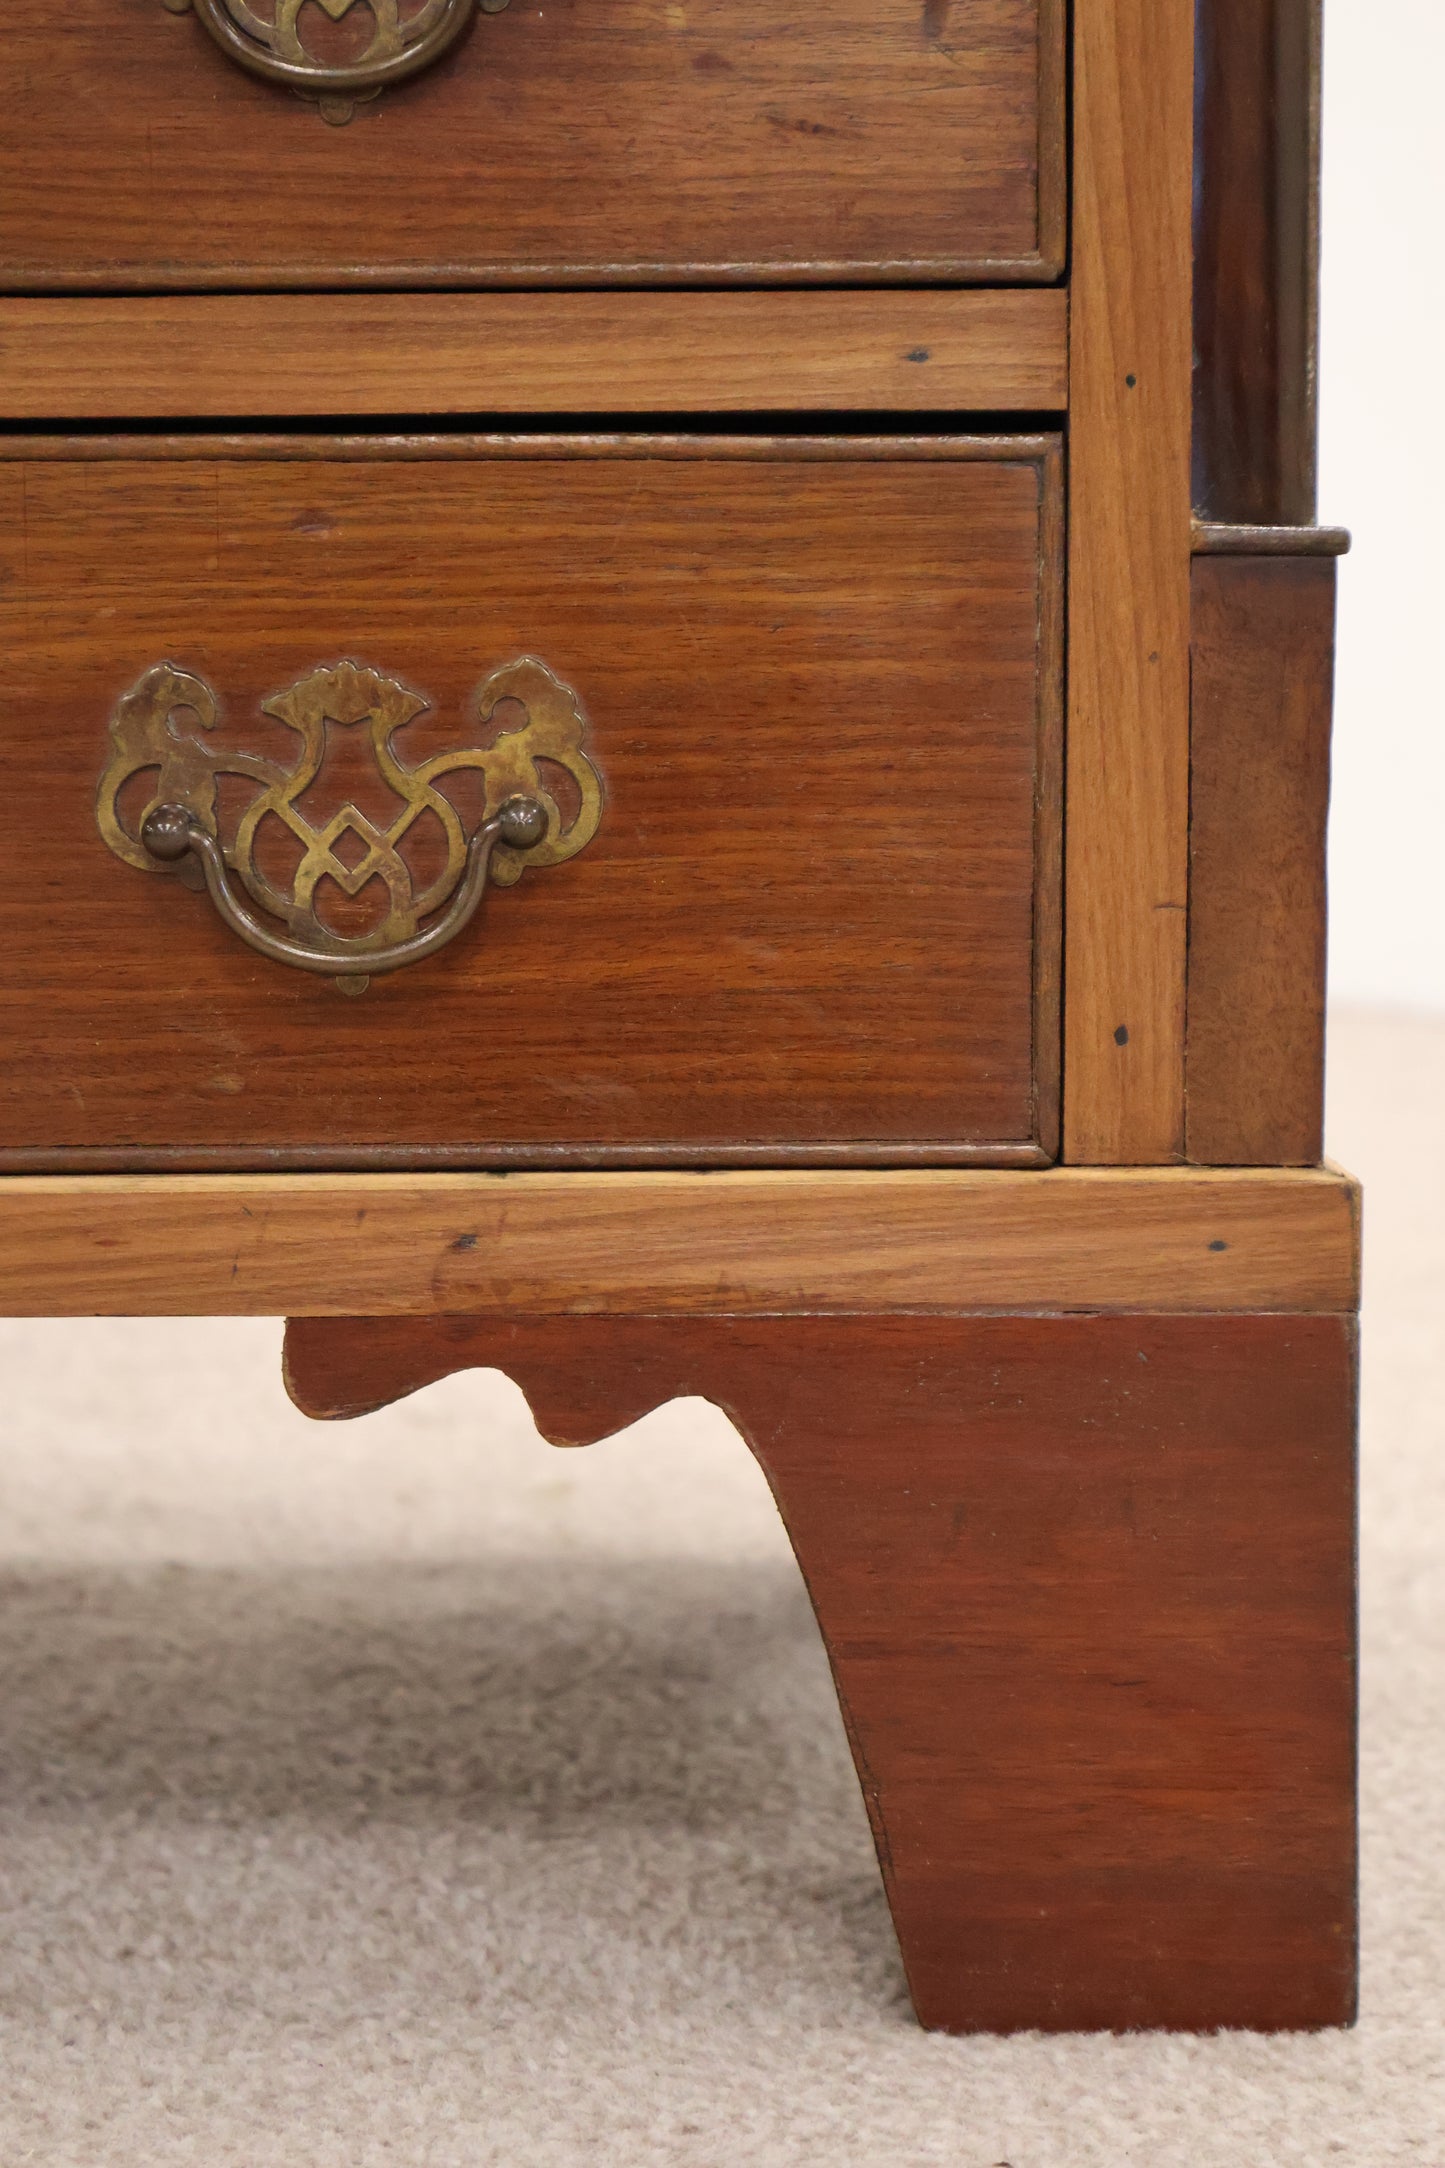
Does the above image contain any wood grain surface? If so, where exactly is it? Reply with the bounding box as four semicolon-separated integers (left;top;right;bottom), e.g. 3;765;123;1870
0;438;1060;1169
1193;0;1321;524
1187;555;1336;1163
284;1309;1359;2034
2;0;1063;289
0;292;1069;420
1064;0;1195;1163
0;435;1053;466
0;1168;1360;1317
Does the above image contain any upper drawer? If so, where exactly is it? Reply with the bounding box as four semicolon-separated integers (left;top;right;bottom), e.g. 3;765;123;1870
0;432;1060;1171
3;2;1064;290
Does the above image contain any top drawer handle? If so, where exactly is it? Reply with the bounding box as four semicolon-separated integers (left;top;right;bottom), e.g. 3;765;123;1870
167;0;508;125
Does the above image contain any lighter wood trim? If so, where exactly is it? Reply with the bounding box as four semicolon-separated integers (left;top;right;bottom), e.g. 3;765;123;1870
0;1169;1358;1318
0;292;1068;420
1064;0;1194;1162
0;1143;1054;1175
0;433;1061;463
9;257;1065;294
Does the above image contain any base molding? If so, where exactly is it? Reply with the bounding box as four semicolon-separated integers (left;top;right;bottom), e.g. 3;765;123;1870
0;1165;1358;1317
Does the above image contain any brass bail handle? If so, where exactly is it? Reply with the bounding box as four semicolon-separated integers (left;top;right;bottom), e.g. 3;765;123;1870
95;656;606;997
140;793;547;998
166;0;511;124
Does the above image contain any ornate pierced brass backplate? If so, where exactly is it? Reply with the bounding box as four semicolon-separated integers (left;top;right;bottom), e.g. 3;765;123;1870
161;0;510;126
96;657;603;994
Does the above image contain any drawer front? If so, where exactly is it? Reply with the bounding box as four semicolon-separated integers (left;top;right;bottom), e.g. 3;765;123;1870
3;3;1062;289
0;435;1060;1170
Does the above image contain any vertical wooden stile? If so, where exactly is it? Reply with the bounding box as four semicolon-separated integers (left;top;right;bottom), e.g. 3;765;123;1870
1065;0;1195;1162
1186;551;1336;1163
1191;0;1322;525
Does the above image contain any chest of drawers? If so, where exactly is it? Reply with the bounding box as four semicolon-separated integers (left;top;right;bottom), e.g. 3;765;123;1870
0;0;1357;2037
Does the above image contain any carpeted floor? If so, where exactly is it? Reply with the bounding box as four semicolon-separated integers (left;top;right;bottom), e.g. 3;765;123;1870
0;1005;1440;2166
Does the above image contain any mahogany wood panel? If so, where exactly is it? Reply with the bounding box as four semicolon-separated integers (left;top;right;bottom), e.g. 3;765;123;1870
1193;0;1321;524
1187;555;1335;1163
0;438;1060;1169
0;292;1069;420
2;0;1063;290
1064;0;1195;1163
0;1168;1361;1317
283;1309;1359;2034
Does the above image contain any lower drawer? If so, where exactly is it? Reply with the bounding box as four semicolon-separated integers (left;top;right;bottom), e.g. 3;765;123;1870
0;433;1061;1170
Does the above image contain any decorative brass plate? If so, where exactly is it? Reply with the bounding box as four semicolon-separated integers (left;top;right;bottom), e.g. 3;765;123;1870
96;658;603;994
162;0;509;126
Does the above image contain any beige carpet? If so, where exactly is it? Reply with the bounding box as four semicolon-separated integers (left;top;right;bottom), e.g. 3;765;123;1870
0;1004;1440;2166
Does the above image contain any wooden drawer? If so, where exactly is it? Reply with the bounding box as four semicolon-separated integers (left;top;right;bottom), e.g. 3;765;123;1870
3;2;1063;290
0;433;1060;1171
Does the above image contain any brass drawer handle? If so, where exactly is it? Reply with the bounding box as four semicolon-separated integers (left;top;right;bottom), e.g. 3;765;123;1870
165;0;507;126
139;791;545;994
97;657;603;996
